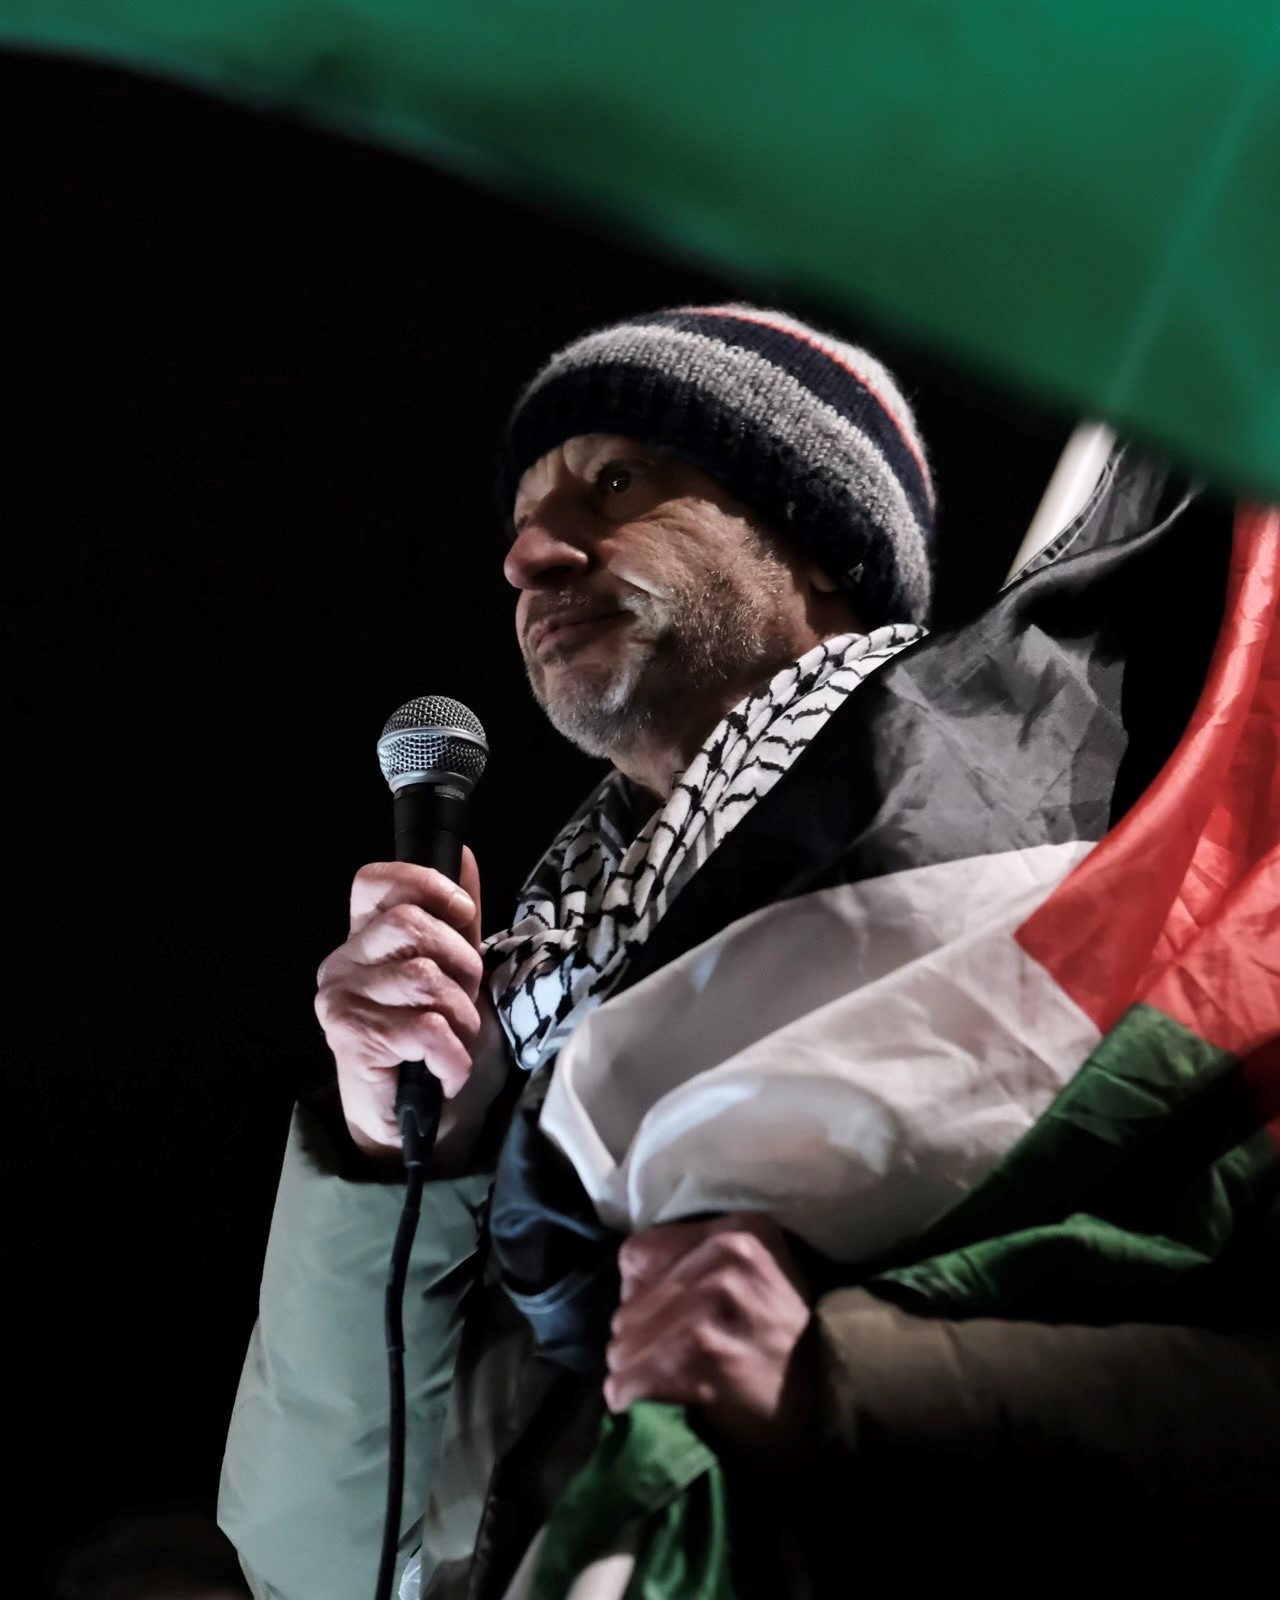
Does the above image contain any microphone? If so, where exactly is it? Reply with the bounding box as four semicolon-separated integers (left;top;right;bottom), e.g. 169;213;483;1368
376;695;489;1169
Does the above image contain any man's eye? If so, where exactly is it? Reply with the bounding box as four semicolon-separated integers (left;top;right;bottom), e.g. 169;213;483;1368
597;462;638;496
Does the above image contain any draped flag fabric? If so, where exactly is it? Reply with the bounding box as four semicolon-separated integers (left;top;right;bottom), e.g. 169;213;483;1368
513;496;1279;1600
8;12;1277;1598
2;1;1279;501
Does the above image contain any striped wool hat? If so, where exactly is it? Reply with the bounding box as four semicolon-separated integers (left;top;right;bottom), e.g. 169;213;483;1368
497;304;936;627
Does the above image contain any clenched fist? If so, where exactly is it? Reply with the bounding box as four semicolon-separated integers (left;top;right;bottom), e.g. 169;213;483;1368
605;1213;819;1467
314;848;511;1171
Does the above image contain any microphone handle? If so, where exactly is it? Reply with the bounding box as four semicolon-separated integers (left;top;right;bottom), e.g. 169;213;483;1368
393;783;468;1168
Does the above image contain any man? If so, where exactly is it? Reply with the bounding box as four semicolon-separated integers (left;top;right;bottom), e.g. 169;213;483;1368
220;307;1279;1600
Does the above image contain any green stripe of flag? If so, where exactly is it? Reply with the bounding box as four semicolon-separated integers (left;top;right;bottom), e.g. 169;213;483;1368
530;1401;731;1600
873;1003;1278;1320
2;1;1278;498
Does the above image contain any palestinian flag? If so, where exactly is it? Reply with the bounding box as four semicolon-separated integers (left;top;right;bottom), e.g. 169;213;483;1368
478;460;1279;1598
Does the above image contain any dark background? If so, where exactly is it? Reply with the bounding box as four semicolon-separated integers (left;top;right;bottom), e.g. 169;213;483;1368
4;47;1078;1594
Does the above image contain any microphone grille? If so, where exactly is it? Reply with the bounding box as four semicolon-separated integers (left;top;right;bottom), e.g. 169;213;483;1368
377;695;489;795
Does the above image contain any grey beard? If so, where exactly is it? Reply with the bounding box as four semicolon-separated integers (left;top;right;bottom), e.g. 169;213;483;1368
535;639;667;761
525;595;665;761
526;562;800;764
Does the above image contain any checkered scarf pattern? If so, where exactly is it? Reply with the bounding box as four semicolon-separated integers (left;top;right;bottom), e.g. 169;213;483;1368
484;625;924;1074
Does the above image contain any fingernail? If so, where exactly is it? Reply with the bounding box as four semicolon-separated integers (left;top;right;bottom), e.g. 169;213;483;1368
450;889;474;920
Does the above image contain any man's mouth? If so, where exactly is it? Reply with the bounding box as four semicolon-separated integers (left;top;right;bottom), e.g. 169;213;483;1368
527;609;627;658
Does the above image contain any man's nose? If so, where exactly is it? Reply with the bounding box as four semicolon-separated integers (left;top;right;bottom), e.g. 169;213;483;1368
503;511;593;590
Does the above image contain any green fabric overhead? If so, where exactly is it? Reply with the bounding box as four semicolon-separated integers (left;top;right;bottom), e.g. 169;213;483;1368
5;1;1277;498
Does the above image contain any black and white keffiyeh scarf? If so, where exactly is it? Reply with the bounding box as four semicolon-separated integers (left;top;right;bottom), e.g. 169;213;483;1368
483;624;924;1074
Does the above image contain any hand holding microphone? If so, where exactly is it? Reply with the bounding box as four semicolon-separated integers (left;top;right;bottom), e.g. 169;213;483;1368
314;698;509;1172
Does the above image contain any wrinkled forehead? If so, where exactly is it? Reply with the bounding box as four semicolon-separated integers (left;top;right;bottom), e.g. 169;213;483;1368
511;433;656;517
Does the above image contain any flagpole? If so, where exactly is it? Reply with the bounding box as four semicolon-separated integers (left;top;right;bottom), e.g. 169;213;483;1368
1005;421;1115;583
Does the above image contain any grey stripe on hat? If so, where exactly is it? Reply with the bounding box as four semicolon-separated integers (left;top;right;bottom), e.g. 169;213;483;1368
516;323;932;618
716;306;934;503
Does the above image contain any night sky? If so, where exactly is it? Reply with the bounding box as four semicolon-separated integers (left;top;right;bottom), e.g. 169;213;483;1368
5;47;1079;1594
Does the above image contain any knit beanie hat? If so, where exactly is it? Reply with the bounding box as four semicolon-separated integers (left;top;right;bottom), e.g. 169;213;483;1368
497;304;936;627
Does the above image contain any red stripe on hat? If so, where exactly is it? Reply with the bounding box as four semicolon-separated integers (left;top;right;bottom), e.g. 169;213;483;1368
677;305;934;508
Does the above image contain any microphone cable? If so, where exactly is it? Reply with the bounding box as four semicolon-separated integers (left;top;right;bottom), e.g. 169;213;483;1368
374;1117;435;1600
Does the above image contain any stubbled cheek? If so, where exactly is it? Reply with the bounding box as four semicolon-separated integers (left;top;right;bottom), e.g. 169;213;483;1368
611;540;711;603
612;562;671;600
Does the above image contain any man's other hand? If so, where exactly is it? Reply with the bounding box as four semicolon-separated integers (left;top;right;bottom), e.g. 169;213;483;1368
605;1213;819;1467
314;848;508;1170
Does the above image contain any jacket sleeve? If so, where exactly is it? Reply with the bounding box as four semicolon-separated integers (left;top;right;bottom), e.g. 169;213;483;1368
218;1089;493;1600
801;1286;1280;1573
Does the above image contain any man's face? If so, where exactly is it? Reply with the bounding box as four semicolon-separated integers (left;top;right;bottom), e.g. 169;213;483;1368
506;433;829;763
